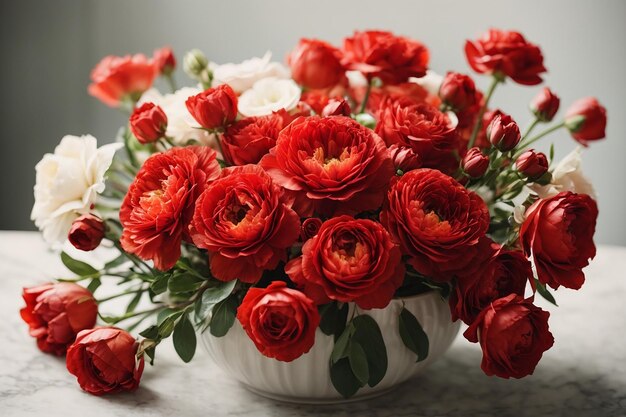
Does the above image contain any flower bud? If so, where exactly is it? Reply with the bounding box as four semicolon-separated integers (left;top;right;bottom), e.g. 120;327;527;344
183;49;210;81
439;72;478;111
185;84;238;129
321;98;351;117
68;214;105;251
530;87;560;122
301;217;323;240
389;144;422;174
564;97;607;145
462;147;489;178
515;150;549;180
153;46;176;76
487;113;521;152
129;102;168;144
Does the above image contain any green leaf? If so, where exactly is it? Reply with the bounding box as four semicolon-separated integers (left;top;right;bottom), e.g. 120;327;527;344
194;280;237;324
330;324;353;364
330;358;361;398
61;252;99;277
398;307;429;362
150;273;170;295
139;325;159;339
157;308;182;325
549;143;555;163
352;314;388;387
173;314;197;363
125;291;143;313
158;313;182;339
87;278;101;294
104;254;127;270
348;342;369;386
318;302;349;339
168;272;203;293
209;296;238;337
535;278;558;306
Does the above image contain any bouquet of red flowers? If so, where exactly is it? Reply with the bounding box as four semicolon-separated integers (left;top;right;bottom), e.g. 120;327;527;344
22;28;605;398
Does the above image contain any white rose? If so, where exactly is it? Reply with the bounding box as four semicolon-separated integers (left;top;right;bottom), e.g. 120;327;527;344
31;135;121;244
411;70;443;95
212;51;290;93
530;147;596;199
238;77;301;117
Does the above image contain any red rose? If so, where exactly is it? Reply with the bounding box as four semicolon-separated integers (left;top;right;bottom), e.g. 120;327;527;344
530;87;560;122
439;72;478;111
286;216;404;309
237;281;320;362
465;29;546;85
380;168;489;281
260;116;394;217
389;144;422;173
129;102;168;144
565;97;607;145
288;39;345;90
515;149;548;180
520;191;598;290
462;147;489;178
20;283;97;355
190;165;300;283
68;214;105;251
88;54;157;107
66;327;144;395
450;241;532;324
342;30;429;85
185;84;238;130
487;113;521;152
375;102;460;175
464;294;554;379
120;146;221;270
153;46;176;76
221;110;293;165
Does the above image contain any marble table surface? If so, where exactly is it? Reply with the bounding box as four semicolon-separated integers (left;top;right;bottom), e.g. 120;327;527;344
1;231;625;417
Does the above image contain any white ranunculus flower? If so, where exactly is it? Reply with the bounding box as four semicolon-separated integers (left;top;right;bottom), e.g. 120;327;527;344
411;70;443;95
346;70;368;88
31;135;121;244
238;77;301;117
530;147;596;199
212;52;290;93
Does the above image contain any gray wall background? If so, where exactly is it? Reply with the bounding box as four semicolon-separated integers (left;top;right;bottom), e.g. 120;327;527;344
1;0;624;245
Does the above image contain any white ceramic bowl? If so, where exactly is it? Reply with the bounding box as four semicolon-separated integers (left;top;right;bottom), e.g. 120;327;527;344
201;291;460;403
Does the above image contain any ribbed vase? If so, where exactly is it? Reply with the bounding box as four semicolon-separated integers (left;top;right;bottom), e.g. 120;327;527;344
201;291;460;403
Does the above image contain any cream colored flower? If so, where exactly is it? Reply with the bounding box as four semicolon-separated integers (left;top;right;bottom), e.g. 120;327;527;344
212;52;289;93
238;77;301;117
411;70;443;95
531;147;596;199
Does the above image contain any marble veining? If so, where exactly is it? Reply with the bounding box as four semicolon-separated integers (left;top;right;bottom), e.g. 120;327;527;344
0;231;624;417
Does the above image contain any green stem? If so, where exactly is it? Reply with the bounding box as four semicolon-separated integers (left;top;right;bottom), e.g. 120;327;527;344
108;306;164;324
123;127;139;168
359;81;373;114
468;77;500;149
513;121;566;158
521;118;540;142
166;74;177;93
97;287;144;303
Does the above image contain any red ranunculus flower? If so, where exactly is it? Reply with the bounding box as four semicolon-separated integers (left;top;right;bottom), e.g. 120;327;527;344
342;30;429;85
190;165;300;283
20;283;97;355
288;39;345;90
389;144;422;174
66;327;144;395
286;215;404;309
465;29;546;86
153;46;176;76
515;149;549;180
260;115;394;217
439;72;478;111
357;81;432;115
487;113;521;152
520;191;598;290
530;87;560;122
186;84;238;130
88;54;157;107
299;90;333;115
221;110;294;165
321;98;352;117
68;213;105;251
462;147;489;178
464;294;554;379
565;97;607;145
120;146;220;270
450;241;533;324
129;102;168;144
375;101;461;175
380;168;489;281
300;217;323;241
237;281;320;362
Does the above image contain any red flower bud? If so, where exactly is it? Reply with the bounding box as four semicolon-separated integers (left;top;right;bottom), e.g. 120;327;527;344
300;217;323;240
439;72;478;111
129;102;168;144
68;214;105;251
565;97;607;145
186;84;238;130
530;87;560;122
321;98;351;117
153;46;176;76
515;150;549;180
389;144;422;173
487;114;521;151
462;147;489;178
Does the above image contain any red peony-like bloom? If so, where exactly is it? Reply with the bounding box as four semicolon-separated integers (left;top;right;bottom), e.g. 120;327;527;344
286;215;404;309
530;87;560;122
260;115;394;217
68;213;105;251
129;102;168;144
342;30;429;85
186;84;238;130
288;39;345;90
565;97;607;145
237;281;320;362
153;46;176;76
520;191;598;290
221;110;294;166
464;294;554;379
88;54;157;107
120;146;221;271
190;165;300;283
66;327;144;395
465;29;546;85
375;101;461;175
20;283;97;355
439;72;479;111
380;168;489;281
450;241;533;324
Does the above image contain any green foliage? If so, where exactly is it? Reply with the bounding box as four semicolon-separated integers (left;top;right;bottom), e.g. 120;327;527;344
61;252;99;277
209;295;238;337
318;302;349;340
194;280;237;326
173;313;197;363
535;278;558;306
398;307;429;362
